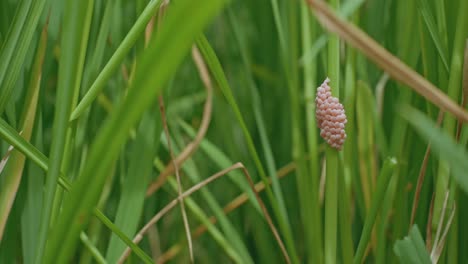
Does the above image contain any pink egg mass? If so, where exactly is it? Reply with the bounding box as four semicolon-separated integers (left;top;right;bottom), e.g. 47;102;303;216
315;77;347;150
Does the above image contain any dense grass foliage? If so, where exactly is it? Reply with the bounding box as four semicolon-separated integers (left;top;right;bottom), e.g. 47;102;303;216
0;0;468;263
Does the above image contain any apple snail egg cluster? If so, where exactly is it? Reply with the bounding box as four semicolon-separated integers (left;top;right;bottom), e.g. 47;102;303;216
315;77;347;150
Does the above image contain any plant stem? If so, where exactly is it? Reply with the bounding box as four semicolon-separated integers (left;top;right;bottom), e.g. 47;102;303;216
324;0;340;263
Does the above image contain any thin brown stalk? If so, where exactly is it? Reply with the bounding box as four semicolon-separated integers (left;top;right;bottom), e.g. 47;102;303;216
409;144;432;229
239;165;291;263
410;111;444;229
144;15;155;47
147;226;162;260
432;204;456;263
119;163;242;263
425;193;435;250
159;96;193;263
462;40;468;109
121;64;129;82
306;0;468;123
117;163;291;264
431;191;449;256
157;244;182;264
195;162;296;237
146;46;213;197
158;162;297;264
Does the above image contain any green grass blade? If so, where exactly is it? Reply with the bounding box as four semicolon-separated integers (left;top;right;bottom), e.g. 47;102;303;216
267;0;286;57
283;2;316;263
70;0;164;120
105;111;161;263
0;0;32;110
301;4;323;263
21;115;45;264
338;158;354;263
356;81;377;210
400;105;468;195
82;0;114;93
417;0;450;72
35;1;95;263
353;157;398;264
0;0;48;115
325;0;340;263
44;0;228;262
433;0;450;117
0;118;69;189
92;209;153;264
394;225;432;264
80;232;107;264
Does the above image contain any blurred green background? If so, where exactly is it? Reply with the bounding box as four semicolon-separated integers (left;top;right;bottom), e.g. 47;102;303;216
0;0;468;263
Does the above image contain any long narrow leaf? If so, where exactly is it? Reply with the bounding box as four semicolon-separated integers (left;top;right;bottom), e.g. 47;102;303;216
36;2;95;263
105;111;161;262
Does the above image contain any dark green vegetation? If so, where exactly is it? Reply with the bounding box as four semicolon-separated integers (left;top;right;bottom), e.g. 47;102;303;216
0;0;468;263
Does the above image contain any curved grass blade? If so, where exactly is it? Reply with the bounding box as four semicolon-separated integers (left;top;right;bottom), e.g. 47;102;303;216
44;0;228;262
